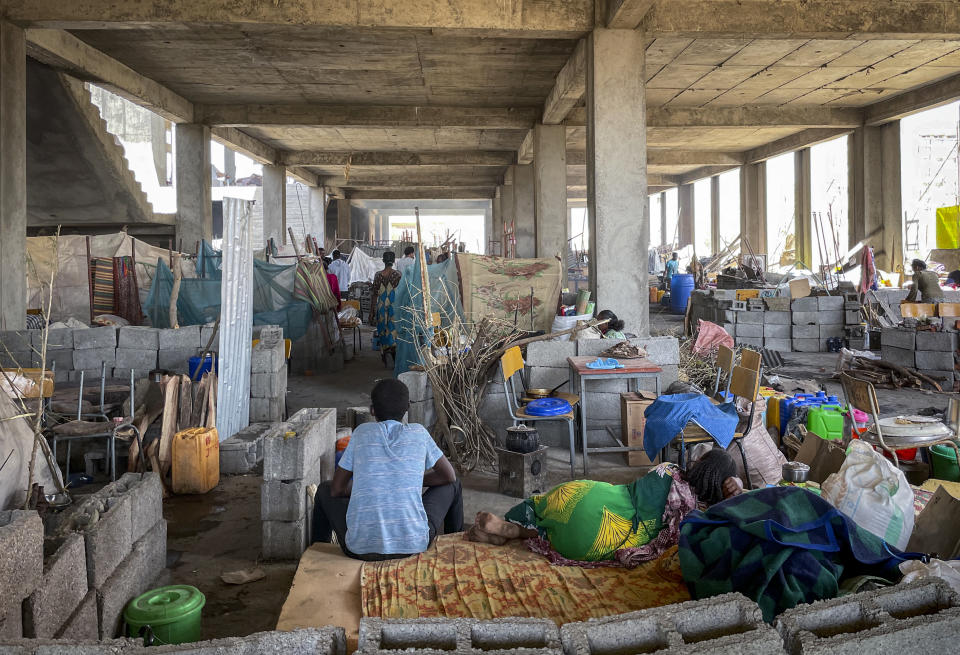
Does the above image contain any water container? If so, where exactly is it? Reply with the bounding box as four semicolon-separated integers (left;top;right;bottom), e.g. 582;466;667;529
806;407;845;441
670;274;695;314
171;428;220;494
187;354;218;380
125;585;205;645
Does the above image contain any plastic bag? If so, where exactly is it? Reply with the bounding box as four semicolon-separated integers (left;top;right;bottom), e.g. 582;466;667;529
822;440;915;550
899;559;960;595
551;313;595;341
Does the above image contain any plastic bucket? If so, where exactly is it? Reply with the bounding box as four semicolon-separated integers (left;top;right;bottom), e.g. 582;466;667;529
125;585;205;646
188;354;218;379
670;274;695;314
931;444;960;481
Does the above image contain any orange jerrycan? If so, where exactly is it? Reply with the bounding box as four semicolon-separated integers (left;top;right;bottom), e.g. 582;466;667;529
172;427;220;494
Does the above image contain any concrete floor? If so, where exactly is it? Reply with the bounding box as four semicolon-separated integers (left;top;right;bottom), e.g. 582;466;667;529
163;321;955;640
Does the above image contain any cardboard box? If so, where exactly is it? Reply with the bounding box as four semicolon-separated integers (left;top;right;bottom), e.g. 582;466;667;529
621;391;659;467
795;433;846;483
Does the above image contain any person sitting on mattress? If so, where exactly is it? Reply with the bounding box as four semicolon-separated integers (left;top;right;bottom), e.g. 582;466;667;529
311;378;464;561
465;449;743;565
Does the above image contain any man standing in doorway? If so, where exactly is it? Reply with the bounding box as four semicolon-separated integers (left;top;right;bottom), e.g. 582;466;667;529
664;252;679;290
396;246;416;277
329;249;352;296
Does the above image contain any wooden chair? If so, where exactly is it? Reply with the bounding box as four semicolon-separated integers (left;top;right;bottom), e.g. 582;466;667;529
500;346;580;477
711;344;735;399
840;372;960;470
673;365;758;489
740;348;762;373
339;300;362;352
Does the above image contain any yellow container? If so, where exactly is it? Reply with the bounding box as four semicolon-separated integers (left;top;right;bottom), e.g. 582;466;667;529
766;392;787;431
736;289;760;300
172;427;220;494
657;290;666;301
936;205;960;249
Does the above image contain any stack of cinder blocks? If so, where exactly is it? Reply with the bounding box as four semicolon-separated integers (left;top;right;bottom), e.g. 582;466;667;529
687;289;738;338
915;330;957;386
262;407;336;560
816;295;844;350
881;327;917;369
219;422;272;474
791;297;819;352
775;578;960;654
3;473;166;642
115;327;160;380
358;617;561;655
250;325;287;423
561;593;784;655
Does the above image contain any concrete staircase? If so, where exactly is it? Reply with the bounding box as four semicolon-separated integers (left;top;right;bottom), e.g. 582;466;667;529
25;59;163;229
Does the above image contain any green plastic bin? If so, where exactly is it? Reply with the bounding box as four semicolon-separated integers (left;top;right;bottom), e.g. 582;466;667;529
125;585;205;646
931;444;960;482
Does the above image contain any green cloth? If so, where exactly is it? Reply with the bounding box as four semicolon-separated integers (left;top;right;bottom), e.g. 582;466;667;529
905;269;944;302
603;329;626;340
504;470;675;561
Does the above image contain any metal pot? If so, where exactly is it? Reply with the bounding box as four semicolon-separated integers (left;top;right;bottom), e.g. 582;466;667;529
505;425;540;454
781;461;810;483
945;396;960;436
525;388;554;399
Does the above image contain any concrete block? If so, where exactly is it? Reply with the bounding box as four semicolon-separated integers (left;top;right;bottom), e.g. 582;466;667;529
737;323;763;338
158;325;200;350
793;339;820;353
220;423;270;474
526;340;577;367
398;370;431;403
262;518;308;560
845;310;861;324
0;606;21;639
67;369;105;383
791;312;818;326
765;338;792;353
736;337;763;349
528;366;570;390
721;323;736;336
581;391;628;420
0;511;43;619
39;350;74;373
792;325;819;339
764;324;791;339
114;348;157;372
257;324;284;344
149;627;347;655
736;311;763;324
250;397;284;423
200;326;220;352
574;339;614;357
659;364;679;392
764;311;791;325
53;591;98;641
261;479;312;521
96;520;167;639
718;310;736;323
101;472;164;544
359;617;560;654
251;340;285;373
925;370;955;386
73;493;133;590
765;297;792;312
820;311;844;325
72;327;116;350
117;327;159;350
561;593;779;655
817;295;844;310
915;350;954;371
407;400;436;427
0;330;34;352
819;325;844;339
915;331;958;352
250;371;285;398
882;345;916;369
157;348;197;373
0;350;32;368
882;327;916;350
264;408;336;481
33;328;73;350
23;534;88;638
630;336;680;366
111;368;150;381
72;348;116;371
791;297;818;312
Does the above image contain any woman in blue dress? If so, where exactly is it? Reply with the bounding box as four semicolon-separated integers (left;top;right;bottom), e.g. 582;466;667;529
369;251;403;367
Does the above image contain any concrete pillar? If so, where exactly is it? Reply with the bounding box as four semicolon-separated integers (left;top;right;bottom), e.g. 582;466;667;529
350;204;369;242
175;123;212;254
659;191;667;248
262;164;286;246
512;163;536;258
336;198;351;244
223;148;236;185
308;185;325;247
491;190;503;255
483;203;493;254
678;183;694;249
501;178;516;256
586;28;648;335
795;149;813;268
740;162;767;258
848;124;903;272
710;176;721;255
150;114;168;186
379;212;390;242
533;124;568;266
0;22;25;330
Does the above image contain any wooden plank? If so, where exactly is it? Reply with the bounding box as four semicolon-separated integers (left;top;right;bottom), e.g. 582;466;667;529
158;375;180;472
178;375;193;431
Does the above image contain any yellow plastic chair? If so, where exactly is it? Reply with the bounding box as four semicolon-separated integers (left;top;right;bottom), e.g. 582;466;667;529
500;346;580;477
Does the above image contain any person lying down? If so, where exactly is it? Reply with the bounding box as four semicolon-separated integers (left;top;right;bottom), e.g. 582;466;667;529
466;449;744;564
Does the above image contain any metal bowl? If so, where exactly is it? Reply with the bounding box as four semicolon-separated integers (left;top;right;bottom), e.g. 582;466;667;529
782;461;811;483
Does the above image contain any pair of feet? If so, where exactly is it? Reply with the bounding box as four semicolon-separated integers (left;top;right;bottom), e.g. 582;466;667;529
464;511;533;545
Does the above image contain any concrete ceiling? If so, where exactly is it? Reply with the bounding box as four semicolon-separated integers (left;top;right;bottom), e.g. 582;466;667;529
13;0;960;199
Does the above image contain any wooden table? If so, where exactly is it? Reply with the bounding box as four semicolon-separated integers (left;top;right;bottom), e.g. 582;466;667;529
567;356;662;475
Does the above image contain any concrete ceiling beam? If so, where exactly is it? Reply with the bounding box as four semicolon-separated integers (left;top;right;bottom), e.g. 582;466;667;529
209;128;318;185
744;128;854;163
197;104;540;129
865;72;960;126
517;130;535;165
6;0;593;37
641;0;960;39
565;105;864;128
568;172;676;188
322;174;503;188
24;28;193;122
677;165;740;186
600;0;656;29
542;39;586;124
566;150;745;166
278;150;516;167
345;189;497;200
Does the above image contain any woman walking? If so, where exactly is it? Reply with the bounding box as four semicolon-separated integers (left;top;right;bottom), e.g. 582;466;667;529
370;251;403;367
